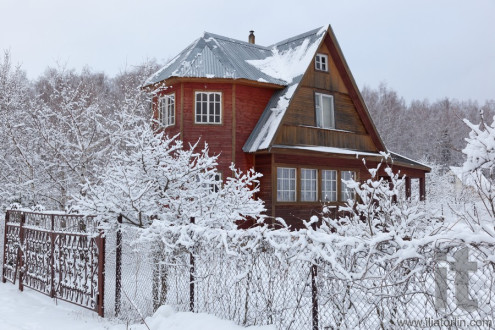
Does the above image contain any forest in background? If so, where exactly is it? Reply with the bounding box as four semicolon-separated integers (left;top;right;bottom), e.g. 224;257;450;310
362;83;495;167
0;50;494;209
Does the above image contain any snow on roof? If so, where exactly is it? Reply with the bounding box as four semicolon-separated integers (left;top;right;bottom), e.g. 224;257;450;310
145;26;329;153
243;26;328;152
271;145;383;158
389;151;431;170
144;31;287;86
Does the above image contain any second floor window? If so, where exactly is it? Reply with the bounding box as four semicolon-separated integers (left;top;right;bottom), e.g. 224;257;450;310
158;93;175;127
315;92;335;129
195;92;221;124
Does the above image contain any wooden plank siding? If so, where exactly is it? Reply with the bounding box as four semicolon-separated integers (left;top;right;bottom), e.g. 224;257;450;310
148;28;429;228
254;154;273;217
274;125;376;152
153;81;275;176
274;33;377;152
234;84;274;171
254;151;427;228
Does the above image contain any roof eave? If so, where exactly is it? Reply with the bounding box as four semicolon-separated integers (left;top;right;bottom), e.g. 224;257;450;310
144;76;287;91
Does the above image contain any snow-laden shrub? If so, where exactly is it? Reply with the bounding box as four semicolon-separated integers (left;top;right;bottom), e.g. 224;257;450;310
458;114;495;238
75;120;266;232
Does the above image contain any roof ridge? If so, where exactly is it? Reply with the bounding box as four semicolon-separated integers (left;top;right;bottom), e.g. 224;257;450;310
270;26;325;48
203;31;271;50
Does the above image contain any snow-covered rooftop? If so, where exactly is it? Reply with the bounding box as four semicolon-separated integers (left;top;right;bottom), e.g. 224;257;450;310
145;26;329;152
243;26;327;152
145;31;288;86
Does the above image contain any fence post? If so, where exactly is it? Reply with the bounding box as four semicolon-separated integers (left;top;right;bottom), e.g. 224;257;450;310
50;214;55;298
18;212;25;292
115;214;123;317
311;263;318;330
2;211;10;283
97;232;106;317
189;217;195;312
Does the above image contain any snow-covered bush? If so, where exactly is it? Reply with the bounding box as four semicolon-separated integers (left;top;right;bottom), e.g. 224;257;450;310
459;114;495;237
75;119;265;232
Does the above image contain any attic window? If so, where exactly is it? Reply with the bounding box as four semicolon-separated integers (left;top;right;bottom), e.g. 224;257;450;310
315;53;328;72
195;92;221;124
158;93;175;127
315;93;335;129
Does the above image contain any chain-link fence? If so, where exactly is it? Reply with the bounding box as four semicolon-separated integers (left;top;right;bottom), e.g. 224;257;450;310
2;211;494;329
104;224;495;329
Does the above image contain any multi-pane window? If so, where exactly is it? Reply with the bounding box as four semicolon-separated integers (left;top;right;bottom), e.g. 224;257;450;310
341;171;356;201
195;92;221;124
315;53;328;72
321;170;337;202
277;167;296;202
158;93;175;127
315;93;334;129
301;169;317;201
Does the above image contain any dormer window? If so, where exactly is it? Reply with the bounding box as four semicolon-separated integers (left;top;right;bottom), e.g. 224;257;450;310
315;53;328;72
195;92;222;124
158;93;175;127
315;93;335;129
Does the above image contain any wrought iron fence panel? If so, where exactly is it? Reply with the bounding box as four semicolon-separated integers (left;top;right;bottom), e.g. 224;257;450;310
1;210;105;317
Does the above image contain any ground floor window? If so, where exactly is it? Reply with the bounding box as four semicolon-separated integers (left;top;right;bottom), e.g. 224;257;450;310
340;171;355;201
275;167;356;203
277;167;296;201
301;169;317;201
321;170;337;202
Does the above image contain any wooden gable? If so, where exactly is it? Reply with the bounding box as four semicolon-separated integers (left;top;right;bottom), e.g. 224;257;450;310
272;28;385;153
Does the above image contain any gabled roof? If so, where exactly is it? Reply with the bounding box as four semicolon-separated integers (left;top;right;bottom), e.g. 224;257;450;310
244;25;387;153
243;27;327;152
145;26;391;158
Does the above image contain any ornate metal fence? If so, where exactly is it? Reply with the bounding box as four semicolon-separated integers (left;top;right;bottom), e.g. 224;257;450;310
1;210;105;316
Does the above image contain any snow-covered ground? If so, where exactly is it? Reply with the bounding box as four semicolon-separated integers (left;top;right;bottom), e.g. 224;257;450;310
0;283;274;330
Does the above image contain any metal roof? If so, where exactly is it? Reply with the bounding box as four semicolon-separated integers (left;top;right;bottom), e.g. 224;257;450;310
145;26;329;152
144;32;287;86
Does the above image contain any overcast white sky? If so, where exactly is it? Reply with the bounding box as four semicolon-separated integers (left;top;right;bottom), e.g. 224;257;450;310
1;0;494;103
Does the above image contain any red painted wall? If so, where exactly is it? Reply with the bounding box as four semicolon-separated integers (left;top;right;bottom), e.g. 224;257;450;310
235;84;274;171
154;81;275;176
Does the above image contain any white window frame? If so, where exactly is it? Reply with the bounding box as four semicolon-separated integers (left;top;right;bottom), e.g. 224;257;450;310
321;170;337;202
301;168;317;202
315;53;328;72
158;93;175;127
315;92;335;129
195;91;222;124
277;167;296;202
341;171;356;201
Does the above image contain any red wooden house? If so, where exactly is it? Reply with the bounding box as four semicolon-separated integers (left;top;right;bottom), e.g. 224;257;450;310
143;25;430;228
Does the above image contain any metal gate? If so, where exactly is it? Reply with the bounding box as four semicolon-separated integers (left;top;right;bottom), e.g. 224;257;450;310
1;210;105;316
